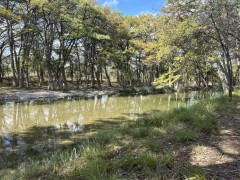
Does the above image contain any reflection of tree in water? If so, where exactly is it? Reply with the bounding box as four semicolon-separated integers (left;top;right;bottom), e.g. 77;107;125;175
0;101;85;169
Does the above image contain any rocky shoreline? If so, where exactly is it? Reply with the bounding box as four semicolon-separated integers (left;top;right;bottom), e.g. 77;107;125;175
0;86;166;103
0;89;120;103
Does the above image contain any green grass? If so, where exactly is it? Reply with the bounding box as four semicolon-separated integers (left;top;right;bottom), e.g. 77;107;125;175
160;152;175;167
71;158;119;180
149;127;166;137
130;127;150;138
175;129;199;142
115;150;157;172
144;138;162;151
3;91;240;179
184;165;207;180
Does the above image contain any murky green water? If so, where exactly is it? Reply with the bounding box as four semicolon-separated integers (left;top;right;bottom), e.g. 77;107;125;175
0;92;213;168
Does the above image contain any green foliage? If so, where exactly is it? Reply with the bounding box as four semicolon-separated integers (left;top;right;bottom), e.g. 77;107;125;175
0;7;20;22
0;0;239;94
30;0;48;7
153;70;182;89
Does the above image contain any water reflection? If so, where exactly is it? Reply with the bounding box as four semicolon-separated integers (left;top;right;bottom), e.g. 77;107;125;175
0;91;215;168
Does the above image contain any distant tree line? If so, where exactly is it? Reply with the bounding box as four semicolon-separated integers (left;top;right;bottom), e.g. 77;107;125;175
0;0;239;98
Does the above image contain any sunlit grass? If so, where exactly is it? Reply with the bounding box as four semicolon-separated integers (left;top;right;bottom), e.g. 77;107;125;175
149;127;166;137
184;165;207;180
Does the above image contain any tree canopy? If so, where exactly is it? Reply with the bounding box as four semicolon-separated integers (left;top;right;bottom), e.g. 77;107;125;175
0;0;239;98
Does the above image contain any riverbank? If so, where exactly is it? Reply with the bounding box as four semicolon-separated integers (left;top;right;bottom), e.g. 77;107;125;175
0;88;119;102
0;86;166;103
1;91;239;179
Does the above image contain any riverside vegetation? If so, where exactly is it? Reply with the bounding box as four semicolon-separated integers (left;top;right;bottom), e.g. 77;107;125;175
1;90;239;179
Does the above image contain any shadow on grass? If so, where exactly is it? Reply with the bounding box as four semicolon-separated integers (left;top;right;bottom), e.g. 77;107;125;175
170;95;240;179
174;125;240;179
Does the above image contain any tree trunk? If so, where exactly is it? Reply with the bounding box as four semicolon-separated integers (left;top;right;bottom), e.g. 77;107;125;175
7;20;18;86
70;61;74;83
168;59;173;88
91;63;96;88
46;59;54;91
76;48;81;89
95;70;101;88
0;50;3;82
218;69;228;92
226;52;233;100
37;67;41;87
25;64;29;88
40;67;44;84
57;66;67;91
62;66;67;89
19;65;24;88
235;60;240;86
104;64;112;87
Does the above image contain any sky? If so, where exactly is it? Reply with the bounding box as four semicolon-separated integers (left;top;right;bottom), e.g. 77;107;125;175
98;0;165;16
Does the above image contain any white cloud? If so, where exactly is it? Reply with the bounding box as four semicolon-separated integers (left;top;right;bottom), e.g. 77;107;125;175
103;0;119;7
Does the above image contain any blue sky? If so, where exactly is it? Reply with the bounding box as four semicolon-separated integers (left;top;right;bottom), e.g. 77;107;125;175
98;0;165;16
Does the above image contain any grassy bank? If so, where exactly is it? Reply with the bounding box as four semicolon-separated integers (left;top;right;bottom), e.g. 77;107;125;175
2;91;240;180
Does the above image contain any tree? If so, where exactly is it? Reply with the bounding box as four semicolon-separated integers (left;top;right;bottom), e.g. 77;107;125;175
199;0;240;99
157;0;239;99
0;19;7;82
